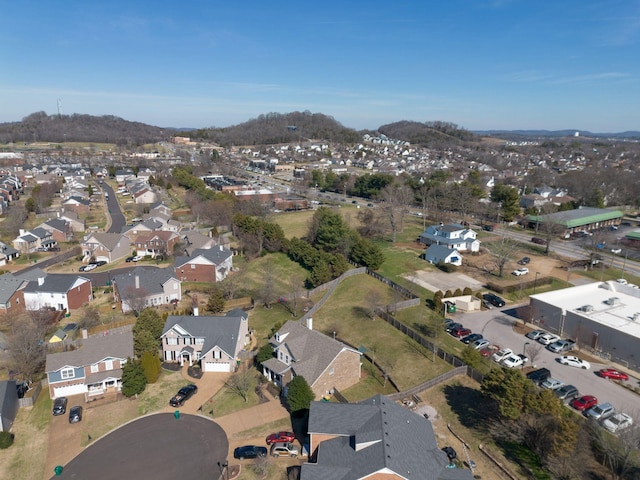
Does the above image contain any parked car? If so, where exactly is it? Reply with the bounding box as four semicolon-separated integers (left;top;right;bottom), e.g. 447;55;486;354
602;413;633;433
270;442;299;458
558;355;590;369
517;257;531;265
502;354;528;369
512;267;529;276
547;339;576;353
68;406;83;423
531;237;547;245
540;377;565;390
482;293;505;307
570;395;598;412
444;322;462;333
89;260;107;267
472;339;490;350
526;368;551;386
451;327;472;338
266;431;295;445
169;384;198;407
611;248;622;254
479;344;500;357
584;402;615;421
492;348;514;363
132;255;144;262
461;333;483;344
537;333;560;345
52;397;68;416
234;445;268;460
525;329;547;340
125;256;135;262
555;385;579;401
597;369;629;381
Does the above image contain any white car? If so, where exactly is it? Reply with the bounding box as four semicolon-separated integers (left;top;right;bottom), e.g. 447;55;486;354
537;333;560;345
83;263;97;272
512;267;529;276
502;354;528;369
602;413;633;433
611;248;622;254
616;278;628;285
132;255;144;262
492;348;513;363
558;355;591;369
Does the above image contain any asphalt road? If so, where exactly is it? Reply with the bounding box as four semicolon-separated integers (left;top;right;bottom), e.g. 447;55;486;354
54;413;228;480
101;182;126;233
459;305;640;415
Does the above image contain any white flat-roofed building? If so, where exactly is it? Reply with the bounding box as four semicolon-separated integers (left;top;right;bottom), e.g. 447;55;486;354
530;281;640;371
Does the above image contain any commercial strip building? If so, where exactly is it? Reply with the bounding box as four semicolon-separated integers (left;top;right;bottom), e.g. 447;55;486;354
529;281;640;371
524;206;623;237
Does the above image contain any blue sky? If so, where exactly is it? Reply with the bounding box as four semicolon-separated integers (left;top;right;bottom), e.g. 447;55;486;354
1;0;639;131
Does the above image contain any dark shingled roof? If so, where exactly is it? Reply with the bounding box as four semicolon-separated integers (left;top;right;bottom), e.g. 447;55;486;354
112;267;176;296
174;246;232;269
161;310;248;357
302;394;474;480
45;333;133;373
23;273;90;294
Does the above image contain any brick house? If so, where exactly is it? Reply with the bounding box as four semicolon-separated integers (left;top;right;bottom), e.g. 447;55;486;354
0;274;27;315
302;394;474;480
161;309;249;373
113;267;181;313
261;319;362;399
38;218;74;242
45;332;134;400
174;246;233;283
132;230;179;258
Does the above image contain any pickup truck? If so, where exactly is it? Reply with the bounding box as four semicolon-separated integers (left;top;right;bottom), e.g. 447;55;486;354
502;353;528;368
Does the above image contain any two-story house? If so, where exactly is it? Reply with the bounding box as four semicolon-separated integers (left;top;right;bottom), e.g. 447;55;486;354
419;223;480;252
38;218;74;243
302;394;474;480
161;309;249;372
174;246;233;283
132;231;179;258
0;274;27;314
261;319;362;399
113;267;181;313
82;232;131;263
45;332;134;400
21;273;93;312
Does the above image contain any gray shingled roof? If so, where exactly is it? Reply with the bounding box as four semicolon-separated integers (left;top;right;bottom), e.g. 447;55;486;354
86;232;126;251
23;273;90;294
113;267;176;296
45;333;133;372
161;310;248;357
269;321;360;388
31;227;51;240
0;274;26;305
43;218;69;232
174;246;232;269
302;394;474;480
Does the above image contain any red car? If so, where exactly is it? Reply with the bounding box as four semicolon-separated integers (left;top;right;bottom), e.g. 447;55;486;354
480;345;500;358
598;368;629;381
570;395;598;411
266;431;295;445
451;327;472;338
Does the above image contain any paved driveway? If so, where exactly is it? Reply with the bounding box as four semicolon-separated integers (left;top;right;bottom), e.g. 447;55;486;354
52;413;228;480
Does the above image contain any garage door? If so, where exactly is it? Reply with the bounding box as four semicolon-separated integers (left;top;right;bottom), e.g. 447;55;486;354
53;384;86;398
203;362;230;373
96;256;109;263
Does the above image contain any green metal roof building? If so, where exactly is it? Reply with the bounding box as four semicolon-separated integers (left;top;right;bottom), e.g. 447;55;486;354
526;207;623;234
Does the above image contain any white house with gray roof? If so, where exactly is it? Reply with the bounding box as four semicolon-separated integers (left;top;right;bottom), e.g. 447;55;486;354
419;223;480;252
302;394;474;480
262;319;362;399
161;309;249;372
45;331;133;399
22;273;92;312
424;244;463;266
113;267;181;313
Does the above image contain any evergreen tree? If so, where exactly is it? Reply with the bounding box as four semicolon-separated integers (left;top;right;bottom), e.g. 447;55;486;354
121;359;147;397
133;308;165;357
206;289;226;313
287;375;315;413
256;343;275;365
140;351;161;384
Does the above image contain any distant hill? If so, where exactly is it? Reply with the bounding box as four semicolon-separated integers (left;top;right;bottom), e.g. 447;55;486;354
375;120;477;146
474;129;640;141
188;111;360;146
0;111;172;146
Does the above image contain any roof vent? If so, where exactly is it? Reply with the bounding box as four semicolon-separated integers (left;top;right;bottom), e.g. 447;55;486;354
580;304;594;312
605;297;620;306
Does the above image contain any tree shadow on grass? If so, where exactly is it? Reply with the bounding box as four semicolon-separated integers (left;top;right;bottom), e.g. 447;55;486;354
442;384;488;430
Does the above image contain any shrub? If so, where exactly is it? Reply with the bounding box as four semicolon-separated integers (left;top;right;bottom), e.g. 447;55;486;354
0;431;14;449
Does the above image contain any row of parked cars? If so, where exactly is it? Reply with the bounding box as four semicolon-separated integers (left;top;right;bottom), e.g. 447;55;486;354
234;431;301;460
525;329;576;353
52;397;83;424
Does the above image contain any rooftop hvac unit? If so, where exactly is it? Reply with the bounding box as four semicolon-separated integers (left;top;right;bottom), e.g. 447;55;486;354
580;305;594;313
633;313;640;322
604;297;620;306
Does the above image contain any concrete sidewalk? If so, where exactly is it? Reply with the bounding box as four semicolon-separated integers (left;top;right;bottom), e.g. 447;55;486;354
215;390;290;436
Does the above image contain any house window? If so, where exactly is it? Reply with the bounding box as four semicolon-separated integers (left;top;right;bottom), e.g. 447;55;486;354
173;284;178;290
105;360;113;370
214;351;221;359
191;264;196;269
167;337;178;346
279;351;284;360
61;368;75;379
329;367;335;375
91;364;99;373
196;338;204;345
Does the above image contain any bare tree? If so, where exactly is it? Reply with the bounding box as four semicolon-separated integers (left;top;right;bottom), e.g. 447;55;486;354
486;235;521;277
224;365;255;403
258;257;277;309
379;181;412;242
288;274;304;317
6;315;47;383
119;285;149;315
365;289;381;319
525;343;543;367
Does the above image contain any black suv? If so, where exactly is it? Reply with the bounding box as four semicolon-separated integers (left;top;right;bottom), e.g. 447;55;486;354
517;257;531;265
234;445;267;460
169;384;198;407
52;397;68;416
526;368;551;386
482;293;505;307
